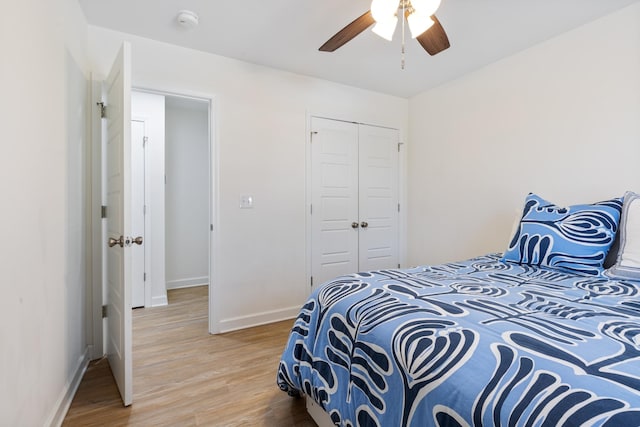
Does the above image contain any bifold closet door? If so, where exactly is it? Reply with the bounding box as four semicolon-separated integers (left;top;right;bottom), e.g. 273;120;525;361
311;117;360;287
310;117;399;290
358;124;399;272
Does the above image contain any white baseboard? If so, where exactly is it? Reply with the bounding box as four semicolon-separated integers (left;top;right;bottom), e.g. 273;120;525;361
166;277;209;290
217;306;300;333
46;347;90;427
151;294;168;307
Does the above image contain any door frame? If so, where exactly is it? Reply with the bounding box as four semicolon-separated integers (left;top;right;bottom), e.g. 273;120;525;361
305;112;407;295
90;79;105;359
90;87;221;359
133;87;220;334
132;86;220;334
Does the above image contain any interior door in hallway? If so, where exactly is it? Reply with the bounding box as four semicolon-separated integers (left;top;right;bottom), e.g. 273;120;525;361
131;119;145;308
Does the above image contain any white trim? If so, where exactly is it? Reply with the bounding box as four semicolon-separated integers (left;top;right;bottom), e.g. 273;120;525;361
217;307;299;333
90;78;105;359
151;294;168;307
46;348;90;427
166;277;209;290
208;96;221;335
305;111;313;297
398;127;407;269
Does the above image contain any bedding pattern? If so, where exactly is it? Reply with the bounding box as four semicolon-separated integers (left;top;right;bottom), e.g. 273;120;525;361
277;254;640;426
503;193;622;276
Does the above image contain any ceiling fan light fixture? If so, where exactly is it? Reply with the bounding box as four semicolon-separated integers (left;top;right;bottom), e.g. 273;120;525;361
370;0;399;23
372;16;398;41
410;0;442;17
407;13;434;38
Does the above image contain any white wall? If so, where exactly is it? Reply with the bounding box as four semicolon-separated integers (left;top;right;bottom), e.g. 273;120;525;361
88;26;409;331
407;4;640;266
0;0;91;425
131;91;167;307
165;98;210;289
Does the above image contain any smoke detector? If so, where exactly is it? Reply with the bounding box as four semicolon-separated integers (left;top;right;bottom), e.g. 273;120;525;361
176;10;199;29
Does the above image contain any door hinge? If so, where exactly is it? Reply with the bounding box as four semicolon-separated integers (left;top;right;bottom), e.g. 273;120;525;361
310;204;313;215
143;136;148;147
398;203;400;212
310;131;318;142
144;272;147;282
398;263;401;268
310;276;313;287
97;102;106;118
102;305;107;318
398;142;404;152
101;205;107;218
210;224;214;231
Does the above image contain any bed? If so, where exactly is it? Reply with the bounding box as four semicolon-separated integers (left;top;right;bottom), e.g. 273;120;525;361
277;193;640;426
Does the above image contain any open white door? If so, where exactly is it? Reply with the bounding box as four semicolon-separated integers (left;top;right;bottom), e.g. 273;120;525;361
104;42;133;406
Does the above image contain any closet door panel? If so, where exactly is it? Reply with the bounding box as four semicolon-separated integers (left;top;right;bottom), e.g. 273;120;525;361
358;124;399;271
311;117;359;288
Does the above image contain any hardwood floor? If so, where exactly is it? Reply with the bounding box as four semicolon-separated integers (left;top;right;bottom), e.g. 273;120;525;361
63;286;315;426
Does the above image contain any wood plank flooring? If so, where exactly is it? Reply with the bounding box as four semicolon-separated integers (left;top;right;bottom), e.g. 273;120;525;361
63;286;315;426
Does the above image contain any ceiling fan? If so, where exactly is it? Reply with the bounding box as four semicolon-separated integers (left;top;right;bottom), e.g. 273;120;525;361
319;0;450;57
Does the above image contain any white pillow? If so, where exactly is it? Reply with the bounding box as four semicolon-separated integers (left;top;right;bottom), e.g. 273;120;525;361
607;191;640;280
507;208;522;247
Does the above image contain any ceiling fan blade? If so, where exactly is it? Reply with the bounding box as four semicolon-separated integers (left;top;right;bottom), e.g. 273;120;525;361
416;15;450;56
319;11;375;52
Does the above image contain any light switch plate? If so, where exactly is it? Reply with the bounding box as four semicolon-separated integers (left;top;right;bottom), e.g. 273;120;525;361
240;195;253;209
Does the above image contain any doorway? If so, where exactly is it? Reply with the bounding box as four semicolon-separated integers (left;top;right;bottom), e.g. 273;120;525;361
90;52;219;405
130;90;214;315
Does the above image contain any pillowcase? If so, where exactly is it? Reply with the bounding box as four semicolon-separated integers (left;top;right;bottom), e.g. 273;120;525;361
606;191;640;280
603;232;620;269
502;193;623;276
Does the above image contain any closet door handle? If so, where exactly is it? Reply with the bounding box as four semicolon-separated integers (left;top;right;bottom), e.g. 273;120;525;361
360;221;369;228
108;236;124;248
351;222;360;229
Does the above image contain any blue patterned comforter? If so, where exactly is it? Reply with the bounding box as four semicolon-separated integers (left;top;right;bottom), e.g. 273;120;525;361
277;254;640;426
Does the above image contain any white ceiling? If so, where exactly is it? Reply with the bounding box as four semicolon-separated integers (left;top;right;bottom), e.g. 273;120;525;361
78;0;639;98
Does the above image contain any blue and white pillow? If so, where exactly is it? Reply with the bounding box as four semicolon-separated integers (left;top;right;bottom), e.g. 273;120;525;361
503;193;623;276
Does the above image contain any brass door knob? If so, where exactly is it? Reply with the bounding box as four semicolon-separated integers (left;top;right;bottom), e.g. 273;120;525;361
361;221;369;228
132;236;143;245
108;236;124;248
351;222;359;229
